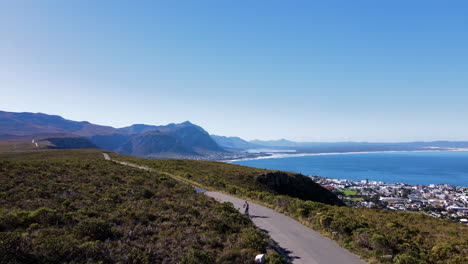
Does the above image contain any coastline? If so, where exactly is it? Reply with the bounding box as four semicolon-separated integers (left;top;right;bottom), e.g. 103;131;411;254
226;148;468;188
225;148;468;163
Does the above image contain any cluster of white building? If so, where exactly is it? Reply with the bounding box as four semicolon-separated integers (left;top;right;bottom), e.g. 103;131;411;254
312;176;468;223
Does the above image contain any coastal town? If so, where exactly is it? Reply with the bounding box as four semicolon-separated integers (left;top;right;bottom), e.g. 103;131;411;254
311;176;468;224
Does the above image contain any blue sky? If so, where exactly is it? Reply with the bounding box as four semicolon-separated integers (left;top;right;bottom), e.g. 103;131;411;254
1;0;467;142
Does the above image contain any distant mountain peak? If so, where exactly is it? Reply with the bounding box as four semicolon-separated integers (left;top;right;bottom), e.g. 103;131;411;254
0;110;225;158
211;134;261;150
0;110;118;137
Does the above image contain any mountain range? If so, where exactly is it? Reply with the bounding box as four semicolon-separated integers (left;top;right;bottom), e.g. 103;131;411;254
216;136;468;153
1;110;468;159
0;111;224;158
210;135;261;150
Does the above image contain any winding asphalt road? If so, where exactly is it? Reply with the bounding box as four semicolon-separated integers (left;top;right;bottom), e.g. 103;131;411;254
206;192;366;264
103;153;367;264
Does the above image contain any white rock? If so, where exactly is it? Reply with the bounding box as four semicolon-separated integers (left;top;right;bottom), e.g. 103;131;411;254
255;254;266;263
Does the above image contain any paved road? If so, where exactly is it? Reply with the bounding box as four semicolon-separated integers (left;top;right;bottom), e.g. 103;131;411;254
206;192;366;264
103;154;367;264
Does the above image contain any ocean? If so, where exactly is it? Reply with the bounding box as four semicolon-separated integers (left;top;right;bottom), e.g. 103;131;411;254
231;151;468;187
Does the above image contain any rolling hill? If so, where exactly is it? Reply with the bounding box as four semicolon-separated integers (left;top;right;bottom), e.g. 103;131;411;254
109;153;345;206
0;149;278;263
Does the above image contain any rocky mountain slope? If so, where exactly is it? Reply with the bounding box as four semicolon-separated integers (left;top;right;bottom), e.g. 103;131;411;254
0;111;225;158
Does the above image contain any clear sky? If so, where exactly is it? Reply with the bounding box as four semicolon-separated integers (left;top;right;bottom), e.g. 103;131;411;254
1;0;467;142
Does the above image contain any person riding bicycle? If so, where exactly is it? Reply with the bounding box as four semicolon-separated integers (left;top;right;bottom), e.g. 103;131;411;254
243;200;249;215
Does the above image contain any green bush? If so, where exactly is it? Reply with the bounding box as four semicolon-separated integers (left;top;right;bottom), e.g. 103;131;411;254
30;207;61;226
76;219;115;241
0;207;61;230
180;249;214;264
125;247;150;264
238;228;269;252
0;232;36;263
394;253;420;264
266;251;288;264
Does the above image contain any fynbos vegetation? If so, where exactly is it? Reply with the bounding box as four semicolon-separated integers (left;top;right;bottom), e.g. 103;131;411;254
115;154;468;264
111;155;344;206
0;150;280;264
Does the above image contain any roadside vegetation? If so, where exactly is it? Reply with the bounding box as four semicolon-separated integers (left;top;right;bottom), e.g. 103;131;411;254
113;154;468;264
110;154;344;206
0;149;284;264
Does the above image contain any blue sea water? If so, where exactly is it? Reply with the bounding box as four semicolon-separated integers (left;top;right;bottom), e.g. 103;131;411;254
232;151;468;187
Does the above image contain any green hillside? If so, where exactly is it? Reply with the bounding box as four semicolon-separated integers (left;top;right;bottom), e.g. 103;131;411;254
110;154;344;206
0;141;52;152
113;154;468;264
0;150;283;264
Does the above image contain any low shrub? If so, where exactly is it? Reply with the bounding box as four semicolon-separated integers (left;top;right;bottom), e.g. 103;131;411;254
76;219;115;241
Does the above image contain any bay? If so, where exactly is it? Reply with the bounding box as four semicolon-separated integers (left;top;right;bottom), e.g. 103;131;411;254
231;151;468;187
